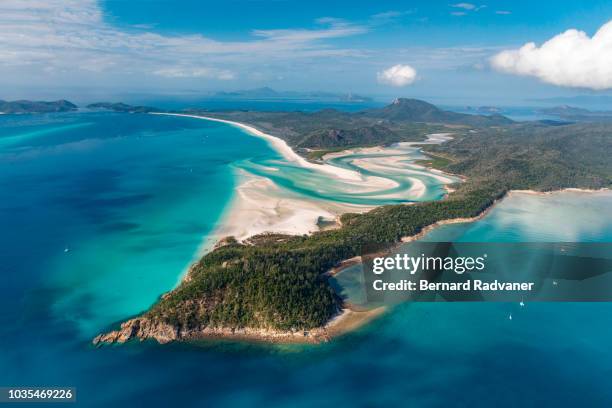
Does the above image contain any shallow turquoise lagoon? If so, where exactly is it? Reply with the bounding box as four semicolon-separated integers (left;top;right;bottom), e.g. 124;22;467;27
0;112;276;339
1;112;612;407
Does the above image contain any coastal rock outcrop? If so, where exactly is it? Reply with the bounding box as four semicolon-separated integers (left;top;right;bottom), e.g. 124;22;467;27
91;306;388;346
92;318;178;345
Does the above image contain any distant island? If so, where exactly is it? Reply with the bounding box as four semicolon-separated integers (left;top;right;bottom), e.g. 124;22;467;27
538;105;612;122
464;106;503;114
531;95;612;107
86;102;157;113
0;99;154;114
92;97;612;345
0;87;372;115
0;99;77;114
212;87;373;102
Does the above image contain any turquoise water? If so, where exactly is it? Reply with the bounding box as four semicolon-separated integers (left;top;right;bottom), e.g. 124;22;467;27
0;112;275;340
2;112;612;407
424;191;612;243
333;191;612;306
239;142;456;206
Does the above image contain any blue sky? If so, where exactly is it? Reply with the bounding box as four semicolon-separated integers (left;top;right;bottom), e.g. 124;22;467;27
2;0;612;105
103;0;610;45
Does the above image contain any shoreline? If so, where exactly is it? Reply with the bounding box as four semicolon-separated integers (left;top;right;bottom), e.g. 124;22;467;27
154;112;430;249
158;112;459;276
325;187;612;279
94;115;462;346
401;187;612;243
204;169;372;244
101;187;612;347
508;187;611;195
93;306;387;346
151;112;363;181
95;181;611;346
96;114;610;346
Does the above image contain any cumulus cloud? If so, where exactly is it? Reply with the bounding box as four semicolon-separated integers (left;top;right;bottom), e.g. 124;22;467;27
491;20;612;90
377;64;417;87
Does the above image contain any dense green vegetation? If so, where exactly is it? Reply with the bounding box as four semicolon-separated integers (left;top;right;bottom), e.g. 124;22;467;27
148;183;504;330
145;100;612;333
186;98;510;150
306;147;350;161
191;108;443;149
87;102;157;113
414;151;454;169
424;122;612;190
360;98;513;126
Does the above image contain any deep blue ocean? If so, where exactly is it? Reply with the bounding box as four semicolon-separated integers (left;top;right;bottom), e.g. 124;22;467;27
1;110;612;407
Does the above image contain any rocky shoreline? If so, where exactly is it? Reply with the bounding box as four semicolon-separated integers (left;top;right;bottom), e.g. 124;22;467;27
93;307;385;346
91;113;610;349
92;131;461;347
93;187;611;347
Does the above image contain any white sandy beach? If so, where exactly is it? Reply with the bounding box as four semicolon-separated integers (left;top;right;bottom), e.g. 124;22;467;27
152;112;364;182
151;113;458;257
210;170;371;241
323;136;458;195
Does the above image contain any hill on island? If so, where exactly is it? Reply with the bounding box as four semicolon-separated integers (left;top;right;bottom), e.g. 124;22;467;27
90;95;612;345
192;98;514;151
361;98;513;127
0;99;77;114
94;100;612;345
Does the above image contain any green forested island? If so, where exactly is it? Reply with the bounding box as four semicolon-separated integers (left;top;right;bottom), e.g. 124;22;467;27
86;102;157;113
94;99;612;345
0;99;77;114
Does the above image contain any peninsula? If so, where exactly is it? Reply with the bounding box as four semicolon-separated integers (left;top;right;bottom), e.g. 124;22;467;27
93;99;612;345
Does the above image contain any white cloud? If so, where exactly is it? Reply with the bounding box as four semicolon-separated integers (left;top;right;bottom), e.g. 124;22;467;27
252;21;366;42
391;46;503;70
371;11;404;19
377;64;417;87
451;3;477;10
0;0;367;88
491;20;612;90
370;10;416;24
153;67;235;80
450;3;486;15
495;10;512;15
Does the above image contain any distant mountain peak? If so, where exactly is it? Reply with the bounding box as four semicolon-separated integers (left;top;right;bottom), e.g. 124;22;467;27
255;86;277;93
389;98;437;108
364;97;512;126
